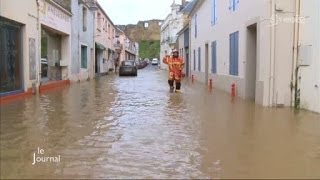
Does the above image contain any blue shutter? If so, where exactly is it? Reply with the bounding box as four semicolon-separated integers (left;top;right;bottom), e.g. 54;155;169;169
211;0;217;25
198;47;201;71
211;41;217;74
234;31;239;76
235;0;239;10
214;0;217;24
229;32;239;76
229;0;234;11
229;33;233;75
193;49;196;71
195;14;197;38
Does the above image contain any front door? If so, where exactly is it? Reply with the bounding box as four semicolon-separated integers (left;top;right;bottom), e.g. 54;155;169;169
0;18;23;94
185;47;189;77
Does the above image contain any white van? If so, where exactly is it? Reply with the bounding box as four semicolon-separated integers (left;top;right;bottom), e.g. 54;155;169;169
151;58;158;65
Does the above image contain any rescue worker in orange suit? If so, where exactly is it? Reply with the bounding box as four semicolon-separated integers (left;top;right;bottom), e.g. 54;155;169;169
163;49;185;93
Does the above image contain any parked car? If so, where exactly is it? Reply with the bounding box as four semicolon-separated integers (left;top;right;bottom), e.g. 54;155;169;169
41;58;48;77
151;58;158;65
119;60;137;76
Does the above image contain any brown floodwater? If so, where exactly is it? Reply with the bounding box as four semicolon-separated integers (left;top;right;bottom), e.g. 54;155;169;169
1;66;320;179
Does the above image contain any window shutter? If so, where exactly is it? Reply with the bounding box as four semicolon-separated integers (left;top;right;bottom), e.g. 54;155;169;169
229;0;234;11
211;41;217;74
234;31;239;75
214;0;217;24
193;49;196;71
198;47;201;71
211;0;214;25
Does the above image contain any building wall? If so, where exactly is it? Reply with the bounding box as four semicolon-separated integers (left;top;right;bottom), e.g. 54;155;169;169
70;0;95;82
94;7;115;74
39;0;72;83
0;0;38;92
190;0;295;107
160;4;185;70
299;0;320;113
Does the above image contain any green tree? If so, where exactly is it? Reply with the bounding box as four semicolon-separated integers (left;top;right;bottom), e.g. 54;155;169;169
139;40;160;59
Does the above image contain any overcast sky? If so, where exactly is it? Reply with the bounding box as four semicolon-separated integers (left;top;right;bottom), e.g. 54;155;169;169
97;0;178;25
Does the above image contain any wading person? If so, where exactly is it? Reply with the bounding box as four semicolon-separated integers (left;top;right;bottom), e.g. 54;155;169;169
163;49;185;93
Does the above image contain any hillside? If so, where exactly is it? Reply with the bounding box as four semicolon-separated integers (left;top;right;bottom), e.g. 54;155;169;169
118;20;163;59
139;40;160;60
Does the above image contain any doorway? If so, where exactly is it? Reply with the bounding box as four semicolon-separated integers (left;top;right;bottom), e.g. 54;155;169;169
185;47;189;77
245;23;257;101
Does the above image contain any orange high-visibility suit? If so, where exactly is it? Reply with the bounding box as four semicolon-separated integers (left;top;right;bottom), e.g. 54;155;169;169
163;55;184;91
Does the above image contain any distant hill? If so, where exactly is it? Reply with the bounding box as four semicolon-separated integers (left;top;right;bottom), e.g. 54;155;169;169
117;20;163;59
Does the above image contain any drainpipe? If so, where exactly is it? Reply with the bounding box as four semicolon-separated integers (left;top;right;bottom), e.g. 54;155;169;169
36;0;41;93
269;0;276;106
292;0;301;108
188;17;191;77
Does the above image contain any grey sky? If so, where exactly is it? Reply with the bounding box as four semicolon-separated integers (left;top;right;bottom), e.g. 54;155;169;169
97;0;177;25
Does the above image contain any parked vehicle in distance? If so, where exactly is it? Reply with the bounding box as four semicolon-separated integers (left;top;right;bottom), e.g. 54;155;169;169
119;60;137;76
151;58;158;65
41;58;48;77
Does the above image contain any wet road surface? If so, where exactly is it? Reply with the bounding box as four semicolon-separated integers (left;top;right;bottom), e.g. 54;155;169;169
1;65;320;179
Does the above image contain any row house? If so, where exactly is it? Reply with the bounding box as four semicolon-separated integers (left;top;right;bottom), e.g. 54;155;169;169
185;0;319;112
114;27;139;66
94;2;116;75
0;0;73;96
0;0;134;101
160;0;190;70
70;0;95;82
177;0;198;77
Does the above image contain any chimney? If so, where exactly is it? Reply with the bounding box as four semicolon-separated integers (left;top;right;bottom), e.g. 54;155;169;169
182;0;186;5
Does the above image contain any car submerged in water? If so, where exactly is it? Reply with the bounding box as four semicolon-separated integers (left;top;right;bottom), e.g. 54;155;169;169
119;60;137;76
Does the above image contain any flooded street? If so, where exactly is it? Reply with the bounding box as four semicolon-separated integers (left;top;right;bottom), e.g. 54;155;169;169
1;66;320;179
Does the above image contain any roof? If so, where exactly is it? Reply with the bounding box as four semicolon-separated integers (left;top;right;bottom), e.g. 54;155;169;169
96;2;115;28
181;0;198;14
177;24;190;36
188;0;205;17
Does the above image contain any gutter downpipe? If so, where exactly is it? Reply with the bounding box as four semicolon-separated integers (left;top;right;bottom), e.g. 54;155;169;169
292;0;301;108
269;0;276;106
36;0;41;93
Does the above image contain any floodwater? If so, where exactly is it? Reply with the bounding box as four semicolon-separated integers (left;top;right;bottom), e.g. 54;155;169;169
1;66;320;179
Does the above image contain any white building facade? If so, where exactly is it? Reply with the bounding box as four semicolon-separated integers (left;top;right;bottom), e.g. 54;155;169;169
189;0;319;112
298;0;320;113
160;1;185;70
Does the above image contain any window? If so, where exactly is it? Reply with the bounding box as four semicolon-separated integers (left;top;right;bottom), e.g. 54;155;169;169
229;31;239;75
145;22;149;28
83;7;87;31
229;0;239;12
81;45;87;69
193;49;196;71
211;0;217;25
194;14;198;38
211;41;217;73
198;47;201;71
122;61;134;66
97;13;101;30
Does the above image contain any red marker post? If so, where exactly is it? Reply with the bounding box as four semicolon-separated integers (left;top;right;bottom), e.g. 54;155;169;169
209;79;213;91
231;83;236;97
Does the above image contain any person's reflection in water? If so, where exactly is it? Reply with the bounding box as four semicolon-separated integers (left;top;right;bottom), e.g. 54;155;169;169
165;93;186;120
